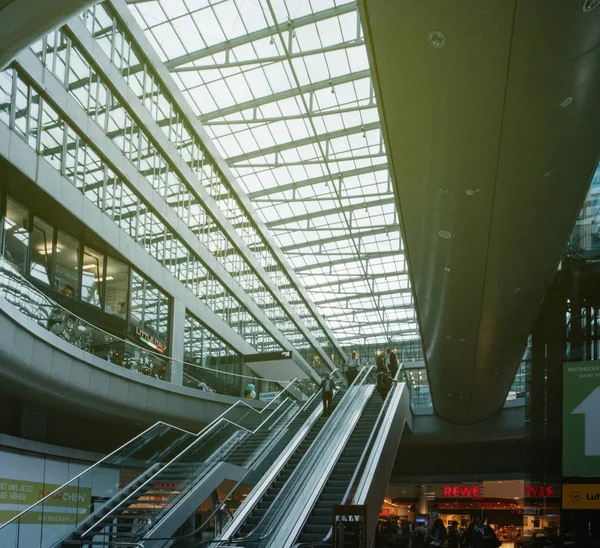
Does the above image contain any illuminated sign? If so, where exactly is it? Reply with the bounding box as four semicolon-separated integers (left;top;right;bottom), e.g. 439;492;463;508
135;327;167;354
525;485;555;497
562;484;600;509
442;486;482;499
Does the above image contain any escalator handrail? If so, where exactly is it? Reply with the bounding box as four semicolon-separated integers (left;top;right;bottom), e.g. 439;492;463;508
136;375;335;548
0;377;302;532
226;366;375;546
292;371;401;547
79;393;300;539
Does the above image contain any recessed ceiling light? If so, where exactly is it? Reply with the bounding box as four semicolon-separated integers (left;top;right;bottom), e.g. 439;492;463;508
438;230;452;239
437;184;449;193
428;30;446;48
560;97;573;108
584;0;600;12
441;266;451;272
466;189;478;196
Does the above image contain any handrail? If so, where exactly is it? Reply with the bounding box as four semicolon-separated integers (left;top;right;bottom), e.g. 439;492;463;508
143;381;328;548
80;392;300;539
0;255;292;385
227;366;374;545
0;377;301;533
292;371;400;547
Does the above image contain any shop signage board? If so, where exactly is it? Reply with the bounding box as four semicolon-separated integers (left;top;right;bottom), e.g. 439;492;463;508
333;505;367;548
562;484;600;510
0;477;92;524
258;392;279;401
563;361;600;476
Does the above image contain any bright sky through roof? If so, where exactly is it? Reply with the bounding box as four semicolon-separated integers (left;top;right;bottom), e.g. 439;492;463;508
129;0;420;346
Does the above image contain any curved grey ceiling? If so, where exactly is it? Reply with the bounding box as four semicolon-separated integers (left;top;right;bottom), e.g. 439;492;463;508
360;0;600;423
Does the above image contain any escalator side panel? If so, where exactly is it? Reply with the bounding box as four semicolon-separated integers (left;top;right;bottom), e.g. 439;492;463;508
354;382;411;548
144;462;247;543
217;400;324;540
266;385;375;548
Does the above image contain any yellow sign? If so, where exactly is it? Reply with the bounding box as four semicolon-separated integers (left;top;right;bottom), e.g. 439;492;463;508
562;484;600;509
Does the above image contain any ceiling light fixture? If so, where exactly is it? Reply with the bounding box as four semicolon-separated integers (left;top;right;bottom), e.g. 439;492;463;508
560;96;573;108
438;230;452;239
441;266;451;272
437;184;449;193
583;0;600;12
428;30;447;48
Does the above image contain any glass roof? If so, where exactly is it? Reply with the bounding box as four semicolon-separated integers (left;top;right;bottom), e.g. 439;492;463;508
128;0;420;346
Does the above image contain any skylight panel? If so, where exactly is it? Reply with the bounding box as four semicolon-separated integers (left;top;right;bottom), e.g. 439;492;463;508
130;0;419;348
191;8;226;46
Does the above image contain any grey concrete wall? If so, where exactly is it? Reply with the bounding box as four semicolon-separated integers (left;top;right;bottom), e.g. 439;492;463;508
0;296;266;435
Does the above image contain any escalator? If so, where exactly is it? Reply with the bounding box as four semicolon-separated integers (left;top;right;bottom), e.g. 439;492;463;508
236;391;344;537
59;395;299;547
0;379;317;548
295;392;382;544
208;370;410;548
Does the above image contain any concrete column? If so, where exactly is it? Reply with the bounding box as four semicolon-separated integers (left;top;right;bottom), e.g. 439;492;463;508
0;0;99;70
169;298;185;385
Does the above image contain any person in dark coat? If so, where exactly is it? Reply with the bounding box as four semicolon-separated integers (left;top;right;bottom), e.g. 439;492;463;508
430;518;447;546
386;347;399;378
320;373;334;417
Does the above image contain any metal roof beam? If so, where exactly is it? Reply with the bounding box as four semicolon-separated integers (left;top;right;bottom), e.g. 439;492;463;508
226;121;380;165
335;330;420;343
280;226;396;252
171;40;365;72
164;3;358;70
203;104;378;126
198;70;371;122
265;197;396;228
247;164;388;198
294;250;402;272
317;288;413;305
303;270;409;290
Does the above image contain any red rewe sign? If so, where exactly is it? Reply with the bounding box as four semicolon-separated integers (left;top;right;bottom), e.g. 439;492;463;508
443;486;483;499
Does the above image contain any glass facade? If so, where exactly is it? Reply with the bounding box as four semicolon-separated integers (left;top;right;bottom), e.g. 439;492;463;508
76;4;344;364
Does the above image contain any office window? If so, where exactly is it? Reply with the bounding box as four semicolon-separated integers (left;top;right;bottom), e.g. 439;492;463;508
81;246;104;308
3;198;29;274
30;217;54;284
105;257;129;319
130;270;169;343
54;231;79;298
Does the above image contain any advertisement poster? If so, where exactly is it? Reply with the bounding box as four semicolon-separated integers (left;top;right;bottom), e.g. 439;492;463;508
563;361;600;477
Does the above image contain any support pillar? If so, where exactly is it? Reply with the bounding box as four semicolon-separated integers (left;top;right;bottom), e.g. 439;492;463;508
169;298;185;385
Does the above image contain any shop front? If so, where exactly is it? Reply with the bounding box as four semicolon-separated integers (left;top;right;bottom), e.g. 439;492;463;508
381;480;561;547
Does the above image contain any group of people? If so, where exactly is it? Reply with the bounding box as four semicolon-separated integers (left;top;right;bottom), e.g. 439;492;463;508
377;517;502;548
319;347;401;417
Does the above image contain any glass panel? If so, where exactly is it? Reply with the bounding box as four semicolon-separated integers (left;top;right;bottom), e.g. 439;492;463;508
81;246;104;308
3;198;29;274
30;217;54;284
54;231;79;298
0;67;12;126
104;256;129;319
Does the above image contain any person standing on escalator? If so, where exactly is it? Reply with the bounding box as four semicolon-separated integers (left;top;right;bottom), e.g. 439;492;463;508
321;372;334;417
387;347;398;379
345;351;359;385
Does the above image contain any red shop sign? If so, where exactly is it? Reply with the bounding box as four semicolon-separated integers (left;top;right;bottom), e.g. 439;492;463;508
442;486;483;499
